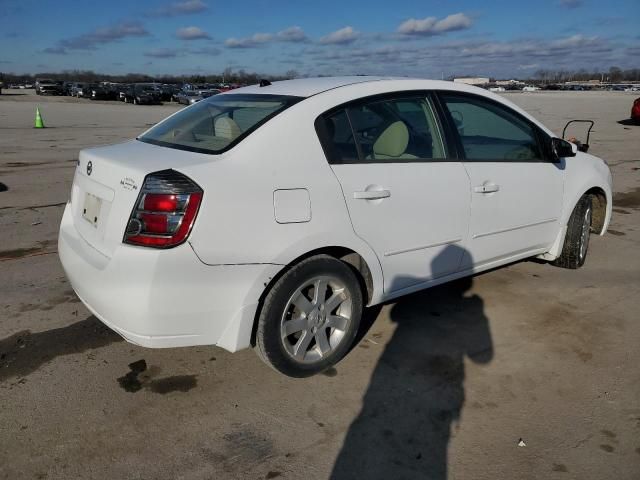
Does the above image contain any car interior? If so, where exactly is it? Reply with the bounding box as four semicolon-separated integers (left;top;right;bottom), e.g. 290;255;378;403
324;97;446;163
143;98;289;152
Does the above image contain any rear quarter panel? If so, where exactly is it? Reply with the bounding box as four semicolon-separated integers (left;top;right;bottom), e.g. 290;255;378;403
182;99;386;302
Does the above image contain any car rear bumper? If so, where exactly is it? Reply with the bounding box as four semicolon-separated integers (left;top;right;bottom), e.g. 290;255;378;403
58;203;280;351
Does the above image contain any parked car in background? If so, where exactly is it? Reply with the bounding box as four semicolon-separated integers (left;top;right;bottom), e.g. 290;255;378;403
70;82;88;98
631;97;640;124
202;89;221;97
59;77;613;377
88;84;112;100
176;90;202;105
123;84;162;105
158;84;180;102
35;78;63;95
113;84;130;101
62;82;74;96
177;89;221;105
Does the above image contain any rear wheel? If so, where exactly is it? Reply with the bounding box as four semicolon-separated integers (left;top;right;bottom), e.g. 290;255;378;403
553;194;593;269
255;255;363;377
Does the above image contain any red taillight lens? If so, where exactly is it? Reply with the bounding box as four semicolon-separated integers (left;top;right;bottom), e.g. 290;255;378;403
143;194;179;212
124;170;203;248
139;213;169;233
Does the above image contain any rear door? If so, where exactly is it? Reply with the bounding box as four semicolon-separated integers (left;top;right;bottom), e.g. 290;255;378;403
317;93;471;293
437;92;564;268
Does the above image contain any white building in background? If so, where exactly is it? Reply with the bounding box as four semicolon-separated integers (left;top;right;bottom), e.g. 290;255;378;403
453;77;490;86
496;79;525;86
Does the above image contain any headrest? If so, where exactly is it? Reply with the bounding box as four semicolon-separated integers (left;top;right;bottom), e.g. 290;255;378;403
373;121;409;158
215;116;242;140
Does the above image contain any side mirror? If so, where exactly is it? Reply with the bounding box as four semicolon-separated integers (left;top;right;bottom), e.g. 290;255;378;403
562;119;593;153
551;137;576;159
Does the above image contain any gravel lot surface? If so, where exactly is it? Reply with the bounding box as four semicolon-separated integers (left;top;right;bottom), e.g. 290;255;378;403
1;89;639;479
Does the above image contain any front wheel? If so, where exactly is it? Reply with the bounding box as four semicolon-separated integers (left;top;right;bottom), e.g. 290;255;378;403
255;255;363;377
553;194;593;269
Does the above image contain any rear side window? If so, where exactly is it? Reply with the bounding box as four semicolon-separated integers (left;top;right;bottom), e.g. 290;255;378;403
321;110;359;163
440;93;543;161
140;94;301;154
317;96;446;164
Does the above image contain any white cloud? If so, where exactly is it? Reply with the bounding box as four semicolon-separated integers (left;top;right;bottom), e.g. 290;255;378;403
225;33;274;48
398;13;473;36
225;27;308;48
49;21;150;53
149;0;207;17
176;26;210;40
319;26;359;45
308;35;617;78
277;26;308;42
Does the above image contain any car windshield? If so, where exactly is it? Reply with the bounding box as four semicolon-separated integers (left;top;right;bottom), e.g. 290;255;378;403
139;93;301;154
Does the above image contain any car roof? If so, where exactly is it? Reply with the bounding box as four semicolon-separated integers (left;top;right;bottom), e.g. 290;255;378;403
231;76;403;98
222;76;555;138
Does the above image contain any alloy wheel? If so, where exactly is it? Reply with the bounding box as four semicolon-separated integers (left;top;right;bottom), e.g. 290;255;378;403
579;206;592;261
280;275;352;364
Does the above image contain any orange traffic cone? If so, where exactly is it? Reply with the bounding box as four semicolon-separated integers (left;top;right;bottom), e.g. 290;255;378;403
34;107;45;128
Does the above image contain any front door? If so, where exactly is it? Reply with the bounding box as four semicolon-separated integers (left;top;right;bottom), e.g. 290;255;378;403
317;94;471;293
438;92;564;268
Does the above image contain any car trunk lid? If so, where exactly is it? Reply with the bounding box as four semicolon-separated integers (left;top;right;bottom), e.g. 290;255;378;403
70;140;214;258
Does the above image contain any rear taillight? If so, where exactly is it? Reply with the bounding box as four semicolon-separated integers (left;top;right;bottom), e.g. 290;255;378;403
124;170;203;248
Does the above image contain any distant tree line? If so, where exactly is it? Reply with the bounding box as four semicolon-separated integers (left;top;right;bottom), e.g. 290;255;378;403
0;68;301;85
533;67;640;83
2;66;638;85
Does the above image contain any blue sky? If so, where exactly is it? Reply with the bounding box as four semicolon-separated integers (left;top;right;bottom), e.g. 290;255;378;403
1;0;638;78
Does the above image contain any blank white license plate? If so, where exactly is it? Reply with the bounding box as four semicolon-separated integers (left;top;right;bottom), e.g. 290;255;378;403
82;193;102;228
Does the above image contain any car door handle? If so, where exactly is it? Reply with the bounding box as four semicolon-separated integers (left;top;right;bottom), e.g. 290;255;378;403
353;190;391;200
474;184;500;194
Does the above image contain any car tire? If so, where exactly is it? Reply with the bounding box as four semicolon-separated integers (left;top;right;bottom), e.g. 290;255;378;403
255;255;363;377
552;194;593;269
133;97;138;105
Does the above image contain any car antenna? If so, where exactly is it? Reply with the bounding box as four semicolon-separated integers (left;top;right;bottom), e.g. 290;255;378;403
259;79;272;87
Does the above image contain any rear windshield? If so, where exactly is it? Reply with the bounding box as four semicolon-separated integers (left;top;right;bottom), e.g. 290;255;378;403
138;93;301;154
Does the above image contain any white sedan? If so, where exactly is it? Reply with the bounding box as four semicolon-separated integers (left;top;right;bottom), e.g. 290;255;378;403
58;77;612;377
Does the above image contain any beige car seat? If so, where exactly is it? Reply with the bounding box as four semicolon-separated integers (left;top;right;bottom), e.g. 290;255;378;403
371;121;416;160
215;116;242;140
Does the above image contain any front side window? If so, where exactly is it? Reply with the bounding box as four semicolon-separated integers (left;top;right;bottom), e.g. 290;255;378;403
139;94;301;154
441;93;543;161
318;96;446;164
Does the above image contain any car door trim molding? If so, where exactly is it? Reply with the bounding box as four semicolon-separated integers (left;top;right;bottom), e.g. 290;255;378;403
473;218;558;239
384;238;462;257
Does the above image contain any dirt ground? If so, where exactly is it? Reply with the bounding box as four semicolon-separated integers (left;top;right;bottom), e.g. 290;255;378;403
1;89;639;480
